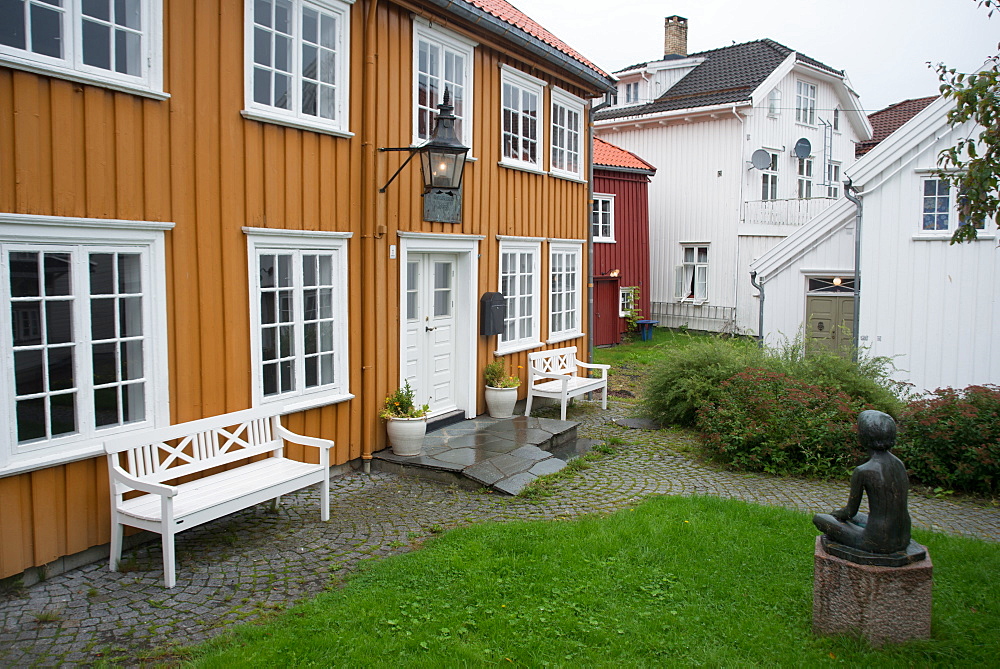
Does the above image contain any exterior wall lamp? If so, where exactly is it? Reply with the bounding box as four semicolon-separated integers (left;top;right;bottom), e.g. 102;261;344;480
379;88;470;223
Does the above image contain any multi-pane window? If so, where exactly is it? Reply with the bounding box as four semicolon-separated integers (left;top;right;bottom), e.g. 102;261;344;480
675;245;708;301
761;152;778;200
624;81;639;104
413;21;474;146
919;179;985;233
767;89;781;116
592;194;615;242
498;240;540;350
245;0;351;133
549;243;582;340
619;287;636;317
1;217;170;472
0;0;162;93
827;163;841;198
795;80;816;125
797;157;813;198
550;88;584;179
248;231;350;407
500;66;544;170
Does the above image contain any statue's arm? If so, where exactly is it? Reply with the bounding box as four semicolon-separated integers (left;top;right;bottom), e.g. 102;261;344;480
832;470;864;520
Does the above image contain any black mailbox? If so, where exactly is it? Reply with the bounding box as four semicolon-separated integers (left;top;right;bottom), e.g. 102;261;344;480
480;292;506;336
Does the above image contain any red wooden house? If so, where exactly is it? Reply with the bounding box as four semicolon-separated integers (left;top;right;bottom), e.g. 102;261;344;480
591;137;656;346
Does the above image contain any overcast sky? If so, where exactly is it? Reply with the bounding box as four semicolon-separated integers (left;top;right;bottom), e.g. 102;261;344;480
509;0;998;112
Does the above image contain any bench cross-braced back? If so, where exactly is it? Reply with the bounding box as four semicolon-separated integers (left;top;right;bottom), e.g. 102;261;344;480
105;408;333;588
524;346;610;421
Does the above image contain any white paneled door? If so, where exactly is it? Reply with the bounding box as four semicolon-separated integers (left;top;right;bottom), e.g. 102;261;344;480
404;253;458;415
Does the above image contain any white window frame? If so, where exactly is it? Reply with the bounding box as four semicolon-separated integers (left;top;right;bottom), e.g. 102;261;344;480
0;0;165;98
0;213;172;476
496;236;542;354
245;227;353;412
619;286;636;317
242;0;354;137
767;89;781;117
827;163;841;198
411;19;476;149
624;80;639;104
547;239;583;343
797;157;813;199
795;80;817;125
499;64;545;173
761;152;779;201
675;244;709;303
832;107;841;132
591;193;615;242
549;87;585;181
915;176;989;239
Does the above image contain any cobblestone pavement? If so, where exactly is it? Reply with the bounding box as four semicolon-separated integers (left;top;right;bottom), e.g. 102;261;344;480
2;401;998;667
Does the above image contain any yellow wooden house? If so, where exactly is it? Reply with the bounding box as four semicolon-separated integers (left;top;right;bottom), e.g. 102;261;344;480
0;0;613;581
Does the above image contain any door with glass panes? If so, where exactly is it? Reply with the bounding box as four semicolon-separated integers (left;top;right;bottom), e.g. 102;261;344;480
403;253;457;415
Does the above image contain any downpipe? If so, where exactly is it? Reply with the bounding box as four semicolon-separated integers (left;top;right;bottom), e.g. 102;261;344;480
749;271;764;348
844;179;862;362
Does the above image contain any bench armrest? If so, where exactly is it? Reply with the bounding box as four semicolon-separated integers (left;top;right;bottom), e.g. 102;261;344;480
108;463;178;497
275;423;335;451
576;361;610;378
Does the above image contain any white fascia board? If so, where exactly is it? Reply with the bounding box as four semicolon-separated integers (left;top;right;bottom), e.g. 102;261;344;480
593;101;752;129
846;96;953;186
748;52;796;108
751;197;855;280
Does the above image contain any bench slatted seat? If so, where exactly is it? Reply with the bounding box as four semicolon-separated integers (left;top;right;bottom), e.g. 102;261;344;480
105;407;333;588
524;346;610;421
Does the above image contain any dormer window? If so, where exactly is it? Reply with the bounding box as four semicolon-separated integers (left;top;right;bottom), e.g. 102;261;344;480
624;81;639;104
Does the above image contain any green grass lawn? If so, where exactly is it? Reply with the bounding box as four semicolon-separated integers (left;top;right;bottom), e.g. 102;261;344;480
191;496;1000;667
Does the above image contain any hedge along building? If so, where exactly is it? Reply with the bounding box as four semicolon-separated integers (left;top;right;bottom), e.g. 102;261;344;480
0;0;614;581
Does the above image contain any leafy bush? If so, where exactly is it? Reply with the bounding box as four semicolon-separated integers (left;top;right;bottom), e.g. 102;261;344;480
696;368;867;477
641;336;901;428
641;337;765;427
896;385;1000;495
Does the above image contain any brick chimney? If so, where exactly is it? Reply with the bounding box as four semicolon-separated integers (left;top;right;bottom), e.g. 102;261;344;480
664;15;688;58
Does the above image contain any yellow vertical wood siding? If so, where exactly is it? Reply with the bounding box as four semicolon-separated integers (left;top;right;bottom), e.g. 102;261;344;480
0;0;596;579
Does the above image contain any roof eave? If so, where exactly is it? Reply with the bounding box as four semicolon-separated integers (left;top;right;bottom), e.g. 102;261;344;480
427;0;616;94
595;164;657;175
594;100;752;128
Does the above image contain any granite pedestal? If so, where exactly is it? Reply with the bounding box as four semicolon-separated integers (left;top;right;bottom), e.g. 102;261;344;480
813;536;932;647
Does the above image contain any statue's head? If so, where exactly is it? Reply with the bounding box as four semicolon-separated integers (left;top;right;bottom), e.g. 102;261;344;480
858;410;896;451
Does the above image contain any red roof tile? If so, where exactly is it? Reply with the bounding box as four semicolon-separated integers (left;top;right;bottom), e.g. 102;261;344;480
466;0;610;79
593;137;656;172
856;96;938;157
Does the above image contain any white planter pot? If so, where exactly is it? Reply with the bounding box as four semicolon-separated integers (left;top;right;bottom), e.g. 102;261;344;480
386;416;426;456
484;386;519;418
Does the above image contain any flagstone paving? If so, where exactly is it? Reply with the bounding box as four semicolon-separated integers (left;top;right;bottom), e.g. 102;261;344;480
1;401;998;667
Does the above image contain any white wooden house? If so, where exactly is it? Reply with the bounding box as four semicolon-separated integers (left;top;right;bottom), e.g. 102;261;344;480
750;96;1000;393
594;16;871;334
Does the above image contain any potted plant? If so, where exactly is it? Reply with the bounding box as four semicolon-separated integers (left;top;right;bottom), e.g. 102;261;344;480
483;359;521;418
380;381;430;456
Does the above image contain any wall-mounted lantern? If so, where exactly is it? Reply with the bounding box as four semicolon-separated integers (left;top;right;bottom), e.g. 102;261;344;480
379;88;470;223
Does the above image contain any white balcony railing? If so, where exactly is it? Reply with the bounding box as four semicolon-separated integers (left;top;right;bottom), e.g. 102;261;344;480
743;197;837;227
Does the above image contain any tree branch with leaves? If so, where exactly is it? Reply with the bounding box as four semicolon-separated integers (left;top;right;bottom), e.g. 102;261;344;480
934;0;999;243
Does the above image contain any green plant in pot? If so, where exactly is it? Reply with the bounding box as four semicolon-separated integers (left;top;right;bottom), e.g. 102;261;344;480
380;381;430;456
483;359;521;419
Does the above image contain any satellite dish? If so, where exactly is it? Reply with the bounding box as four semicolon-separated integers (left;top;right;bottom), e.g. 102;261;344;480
750;149;771;170
793;137;812;159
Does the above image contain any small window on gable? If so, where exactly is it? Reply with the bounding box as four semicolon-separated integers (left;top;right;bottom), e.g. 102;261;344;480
412;20;475;148
768;89;781;116
795;80;816;125
832;107;841;131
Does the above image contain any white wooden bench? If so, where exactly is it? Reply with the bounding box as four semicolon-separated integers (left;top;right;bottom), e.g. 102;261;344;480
104;407;333;588
524;346;610;421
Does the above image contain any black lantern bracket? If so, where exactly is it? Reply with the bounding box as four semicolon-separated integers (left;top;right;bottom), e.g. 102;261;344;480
377;88;470;196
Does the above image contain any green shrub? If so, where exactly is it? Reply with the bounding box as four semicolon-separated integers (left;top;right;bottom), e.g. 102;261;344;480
696;368;867;477
641;337;764;427
896;385;1000;495
641;336;901;428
